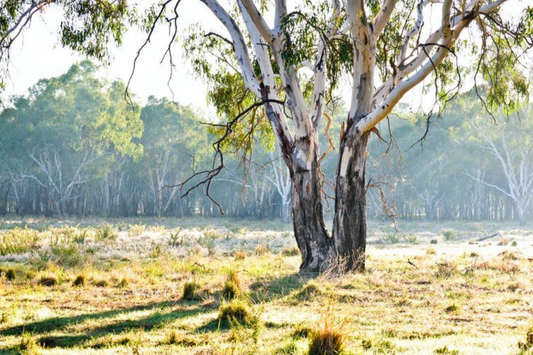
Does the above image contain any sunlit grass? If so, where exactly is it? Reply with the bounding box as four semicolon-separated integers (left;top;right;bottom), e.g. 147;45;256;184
0;218;532;353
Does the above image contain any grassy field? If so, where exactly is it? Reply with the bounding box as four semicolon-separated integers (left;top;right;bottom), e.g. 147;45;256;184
0;217;532;354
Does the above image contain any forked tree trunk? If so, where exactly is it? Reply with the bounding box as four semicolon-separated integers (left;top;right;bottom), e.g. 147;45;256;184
332;132;370;272
290;136;333;273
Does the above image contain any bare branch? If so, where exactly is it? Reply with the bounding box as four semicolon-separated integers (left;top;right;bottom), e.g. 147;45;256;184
126;0;175;103
166;98;285;214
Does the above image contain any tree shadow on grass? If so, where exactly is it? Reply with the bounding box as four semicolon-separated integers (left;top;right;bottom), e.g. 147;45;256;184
248;272;308;303
0;299;210;350
0;273;312;350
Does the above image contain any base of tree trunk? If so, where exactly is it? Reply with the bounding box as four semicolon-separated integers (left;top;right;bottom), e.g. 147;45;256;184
332;132;370;272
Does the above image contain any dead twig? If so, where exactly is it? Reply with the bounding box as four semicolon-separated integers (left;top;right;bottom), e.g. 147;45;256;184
476;233;501;242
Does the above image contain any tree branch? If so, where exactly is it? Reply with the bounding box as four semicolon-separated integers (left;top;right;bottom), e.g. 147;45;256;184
238;0;274;43
200;0;262;97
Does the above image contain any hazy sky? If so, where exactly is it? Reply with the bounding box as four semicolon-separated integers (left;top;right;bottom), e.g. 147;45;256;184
2;2;219;112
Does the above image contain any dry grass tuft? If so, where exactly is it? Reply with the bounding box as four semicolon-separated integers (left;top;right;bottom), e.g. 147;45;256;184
38;275;58;286
72;274;86;287
255;243;270;256
5;268;16;281
282;246;300;256
218;299;252;325
233;249;247;260
435;261;457;278
182;279;200;300
163;330;199;346
308;308;347;355
94;279;109;287
116;277;129;288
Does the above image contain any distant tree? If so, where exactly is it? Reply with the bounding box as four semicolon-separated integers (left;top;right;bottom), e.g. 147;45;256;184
0;61;142;216
1;1;532;272
139;96;210;217
464;108;533;225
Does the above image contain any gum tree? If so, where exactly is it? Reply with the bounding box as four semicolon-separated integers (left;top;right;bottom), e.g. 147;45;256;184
1;0;532;272
182;0;532;272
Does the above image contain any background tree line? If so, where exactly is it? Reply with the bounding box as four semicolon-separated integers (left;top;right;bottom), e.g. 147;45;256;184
0;62;532;224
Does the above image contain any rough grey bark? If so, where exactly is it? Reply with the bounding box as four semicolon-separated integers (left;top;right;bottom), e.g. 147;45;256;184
290;135;333;273
332;131;369;271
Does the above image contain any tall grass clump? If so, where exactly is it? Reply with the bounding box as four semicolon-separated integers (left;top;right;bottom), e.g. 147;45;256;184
128;223;146;237
222;269;243;300
0;227;39;255
182;279;200;300
218;299;259;328
5;268;17;281
72;274;86;287
95;223;118;241
50;243;83;268
48;225;87;245
167;228;182;247
308;308;347;355
442;229;458;241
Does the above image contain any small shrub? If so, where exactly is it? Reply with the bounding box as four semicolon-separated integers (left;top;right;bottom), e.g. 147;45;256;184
17;333;39;353
442;229;458;241
406;234;418;244
128;224;145;237
1;310;12;324
498;237;511;246
72;274;86;287
198;231;217;256
361;339;396;352
182;280;200;300
296;281;323;301
500;250;521;260
5;268;16;281
49;225;85;245
38;275;58;287
228;308;262;345
430;239;438;244
149;243;166;258
291;324;312;338
73;229;89;244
